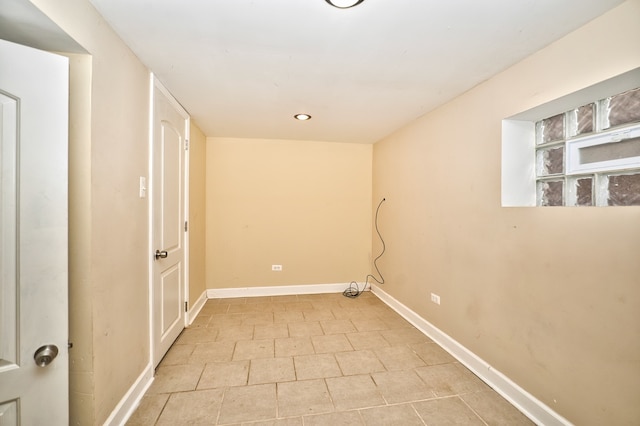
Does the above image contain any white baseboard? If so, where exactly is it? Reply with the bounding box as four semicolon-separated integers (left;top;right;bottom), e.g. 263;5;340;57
103;363;154;426
207;282;366;299
370;284;571;426
187;289;208;325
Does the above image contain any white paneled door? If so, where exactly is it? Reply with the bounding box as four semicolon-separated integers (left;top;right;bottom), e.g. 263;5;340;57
0;40;69;423
151;77;189;366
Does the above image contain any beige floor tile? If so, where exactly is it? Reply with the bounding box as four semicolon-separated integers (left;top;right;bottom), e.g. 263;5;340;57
277;379;334;417
359;403;424;426
159;343;195;366
299;293;342;301
326;375;385;410
346;331;390;351
252;302;287;313
274;337;315;357
345;309;380;321
225;297;249;304
273;311;304;324
413;396;485;425
288;321;324;338
271;295;299;303
254;324;289;340
320;319;357;335
331;307;361;320
125;394;169;425
411;342;456;366
284;301;314;311
303;410;364;426
147;364;204;394
130;293;533;425
461;391;535;425
372;370;435;404
302;309;335;321
249;357;296;385
175;328;218;345
218;384;277;424
311;334;354;354
242;312;274;326
228;303;263;314
245;296;271;304
338;298;367;309
233;339;274;360
377;315;413;330
414;363;488;397
334;350;386;376
155;389;224;425
189;341;235;364
351;318;389;332
199;303;230;315
216;324;255;342
198;360;250;389
294;354;342;380
309;301;339;311
242;417;303;426
374;346;426;371
189;314;212;328
380;327;432;345
209;312;245;327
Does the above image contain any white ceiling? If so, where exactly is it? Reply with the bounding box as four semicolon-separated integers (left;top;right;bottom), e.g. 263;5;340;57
16;0;629;143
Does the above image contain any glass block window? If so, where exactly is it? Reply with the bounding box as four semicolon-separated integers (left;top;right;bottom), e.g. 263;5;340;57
603;88;640;129
607;173;640;206
535;87;640;206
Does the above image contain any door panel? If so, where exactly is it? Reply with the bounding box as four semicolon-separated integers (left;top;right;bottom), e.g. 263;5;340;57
152;78;188;365
0;39;69;424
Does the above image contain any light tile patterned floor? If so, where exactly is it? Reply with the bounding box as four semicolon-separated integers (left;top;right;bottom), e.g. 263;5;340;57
127;292;534;425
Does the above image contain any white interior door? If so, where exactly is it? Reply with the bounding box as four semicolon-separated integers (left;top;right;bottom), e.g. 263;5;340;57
151;77;189;366
0;39;69;424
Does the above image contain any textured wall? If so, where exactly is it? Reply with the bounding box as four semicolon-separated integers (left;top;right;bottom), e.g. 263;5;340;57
206;137;372;290
372;2;640;424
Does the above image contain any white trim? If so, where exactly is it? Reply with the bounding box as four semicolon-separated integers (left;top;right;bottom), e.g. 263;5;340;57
370;284;572;426
102;364;154;426
206;282;367;299
187;289;208;325
566;125;640;174
146;73;155;372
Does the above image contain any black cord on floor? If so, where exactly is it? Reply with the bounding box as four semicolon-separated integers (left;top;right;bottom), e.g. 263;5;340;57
343;198;386;298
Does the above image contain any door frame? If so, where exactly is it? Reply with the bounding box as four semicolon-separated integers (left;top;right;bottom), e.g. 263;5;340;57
148;74;190;368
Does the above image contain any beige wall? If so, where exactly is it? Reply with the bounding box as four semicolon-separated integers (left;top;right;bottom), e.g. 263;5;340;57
29;0;152;423
206;138;372;289
372;2;640;425
189;122;207;304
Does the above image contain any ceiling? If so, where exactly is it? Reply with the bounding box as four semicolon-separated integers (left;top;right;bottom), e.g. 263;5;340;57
5;0;627;144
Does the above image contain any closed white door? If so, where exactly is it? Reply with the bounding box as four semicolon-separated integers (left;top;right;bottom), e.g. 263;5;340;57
0;40;69;423
151;77;189;366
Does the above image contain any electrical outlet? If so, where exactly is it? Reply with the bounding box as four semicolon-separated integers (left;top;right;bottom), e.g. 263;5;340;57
430;293;441;305
271;265;282;271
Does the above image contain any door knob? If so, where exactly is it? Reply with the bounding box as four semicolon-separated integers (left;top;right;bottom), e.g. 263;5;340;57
155;250;168;260
34;344;59;367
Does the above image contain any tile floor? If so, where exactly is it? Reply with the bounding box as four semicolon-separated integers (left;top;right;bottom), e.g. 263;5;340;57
127;292;534;425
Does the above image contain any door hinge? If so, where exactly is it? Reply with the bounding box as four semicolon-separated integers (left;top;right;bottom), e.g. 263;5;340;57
185;139;189;151
185;301;188;312
184;221;188;232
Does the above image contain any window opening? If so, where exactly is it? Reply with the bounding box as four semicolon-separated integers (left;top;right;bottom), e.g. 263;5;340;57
534;87;640;206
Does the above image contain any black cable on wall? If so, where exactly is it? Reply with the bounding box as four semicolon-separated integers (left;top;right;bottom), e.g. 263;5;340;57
343;197;386;298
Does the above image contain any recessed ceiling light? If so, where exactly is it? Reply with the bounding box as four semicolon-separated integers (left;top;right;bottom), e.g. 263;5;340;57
294;114;312;121
325;0;365;9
